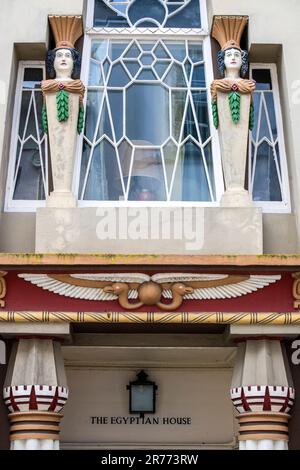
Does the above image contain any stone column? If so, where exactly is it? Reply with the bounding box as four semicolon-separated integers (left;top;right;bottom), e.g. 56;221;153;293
45;93;79;208
3;338;68;450
217;92;252;207
231;339;294;450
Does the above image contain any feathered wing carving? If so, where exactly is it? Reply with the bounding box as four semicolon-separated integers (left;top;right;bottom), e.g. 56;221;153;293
18;273;282;309
18;273;150;301
151;273;282;300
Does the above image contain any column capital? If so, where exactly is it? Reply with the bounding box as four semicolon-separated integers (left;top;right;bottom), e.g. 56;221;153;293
237;412;290;442
9;411;63;442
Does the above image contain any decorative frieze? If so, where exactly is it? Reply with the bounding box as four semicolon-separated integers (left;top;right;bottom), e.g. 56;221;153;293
18;273;281;311
4;385;68;413
292;273;300;309
231;385;295;414
0;311;299;325
0;271;7;307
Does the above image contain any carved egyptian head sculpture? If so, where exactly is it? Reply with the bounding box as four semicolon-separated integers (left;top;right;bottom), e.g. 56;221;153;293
46;16;82;80
212;16;249;79
47;47;81;81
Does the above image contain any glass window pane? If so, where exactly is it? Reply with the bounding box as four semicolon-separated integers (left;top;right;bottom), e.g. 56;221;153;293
128;0;167;26
171;90;187;142
12;66;47;203
252;142;282;201
252;69;272;90
165;63;186;87
94;0;202;28
131;385;154;412
108;90;124;142
171;140;212;201
23;68;43;89
250;67;286;204
163;139;178;192
128;148;166;201
94;0;129;27
83;140;124;201
80;39;214;202
192;91;210;143
13;139;45;200
85;90;104;142
165;0;201;28
89;60;104;86
126;84;169;146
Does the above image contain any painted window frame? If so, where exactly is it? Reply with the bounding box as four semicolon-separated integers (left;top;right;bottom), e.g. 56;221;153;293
5;61;47;212
249;63;291;213
74;0;224;207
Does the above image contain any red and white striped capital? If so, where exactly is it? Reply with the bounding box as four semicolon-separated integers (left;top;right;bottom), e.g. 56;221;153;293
3;385;68;413
231;385;295;414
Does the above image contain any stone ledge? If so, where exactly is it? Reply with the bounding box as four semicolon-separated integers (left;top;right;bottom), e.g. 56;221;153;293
35;206;263;255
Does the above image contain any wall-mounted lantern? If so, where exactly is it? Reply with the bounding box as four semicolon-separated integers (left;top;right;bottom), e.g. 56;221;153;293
127;370;157;417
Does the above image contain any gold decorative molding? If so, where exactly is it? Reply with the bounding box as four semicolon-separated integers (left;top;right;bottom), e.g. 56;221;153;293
0;253;300;266
212;15;248;51
0;271;7;307
0;311;299;325
49;15;83;49
292;273;300;309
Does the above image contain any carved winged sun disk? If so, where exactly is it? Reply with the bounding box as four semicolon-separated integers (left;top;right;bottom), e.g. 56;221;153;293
18;273;281;311
18;273;144;302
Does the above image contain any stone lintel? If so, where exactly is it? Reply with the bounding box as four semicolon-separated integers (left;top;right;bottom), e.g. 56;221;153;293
228;325;300;339
36;206;263;255
0;323;70;337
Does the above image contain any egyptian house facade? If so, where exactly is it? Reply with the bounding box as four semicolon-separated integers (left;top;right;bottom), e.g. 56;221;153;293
1;0;300;451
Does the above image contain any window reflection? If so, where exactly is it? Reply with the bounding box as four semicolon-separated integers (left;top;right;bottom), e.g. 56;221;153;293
250;68;283;202
13;67;47;201
93;0;202;28
80;39;214;202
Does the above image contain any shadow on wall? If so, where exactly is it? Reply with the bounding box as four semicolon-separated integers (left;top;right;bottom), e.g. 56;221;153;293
285;339;300;450
0;339;9;450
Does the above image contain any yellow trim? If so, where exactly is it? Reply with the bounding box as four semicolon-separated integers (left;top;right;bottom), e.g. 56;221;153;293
0;253;300;267
0;311;299;324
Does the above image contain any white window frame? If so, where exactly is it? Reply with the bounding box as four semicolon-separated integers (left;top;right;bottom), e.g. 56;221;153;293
249;63;291;213
73;0;224;208
5;61;47;212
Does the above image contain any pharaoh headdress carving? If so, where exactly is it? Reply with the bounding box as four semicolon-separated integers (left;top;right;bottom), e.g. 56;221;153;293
212;15;248;51
49;15;83;49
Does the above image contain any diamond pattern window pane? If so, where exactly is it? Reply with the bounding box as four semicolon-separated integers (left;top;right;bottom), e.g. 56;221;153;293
12;67;48;201
94;0;202;28
249;68;283;202
80;39;215;202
